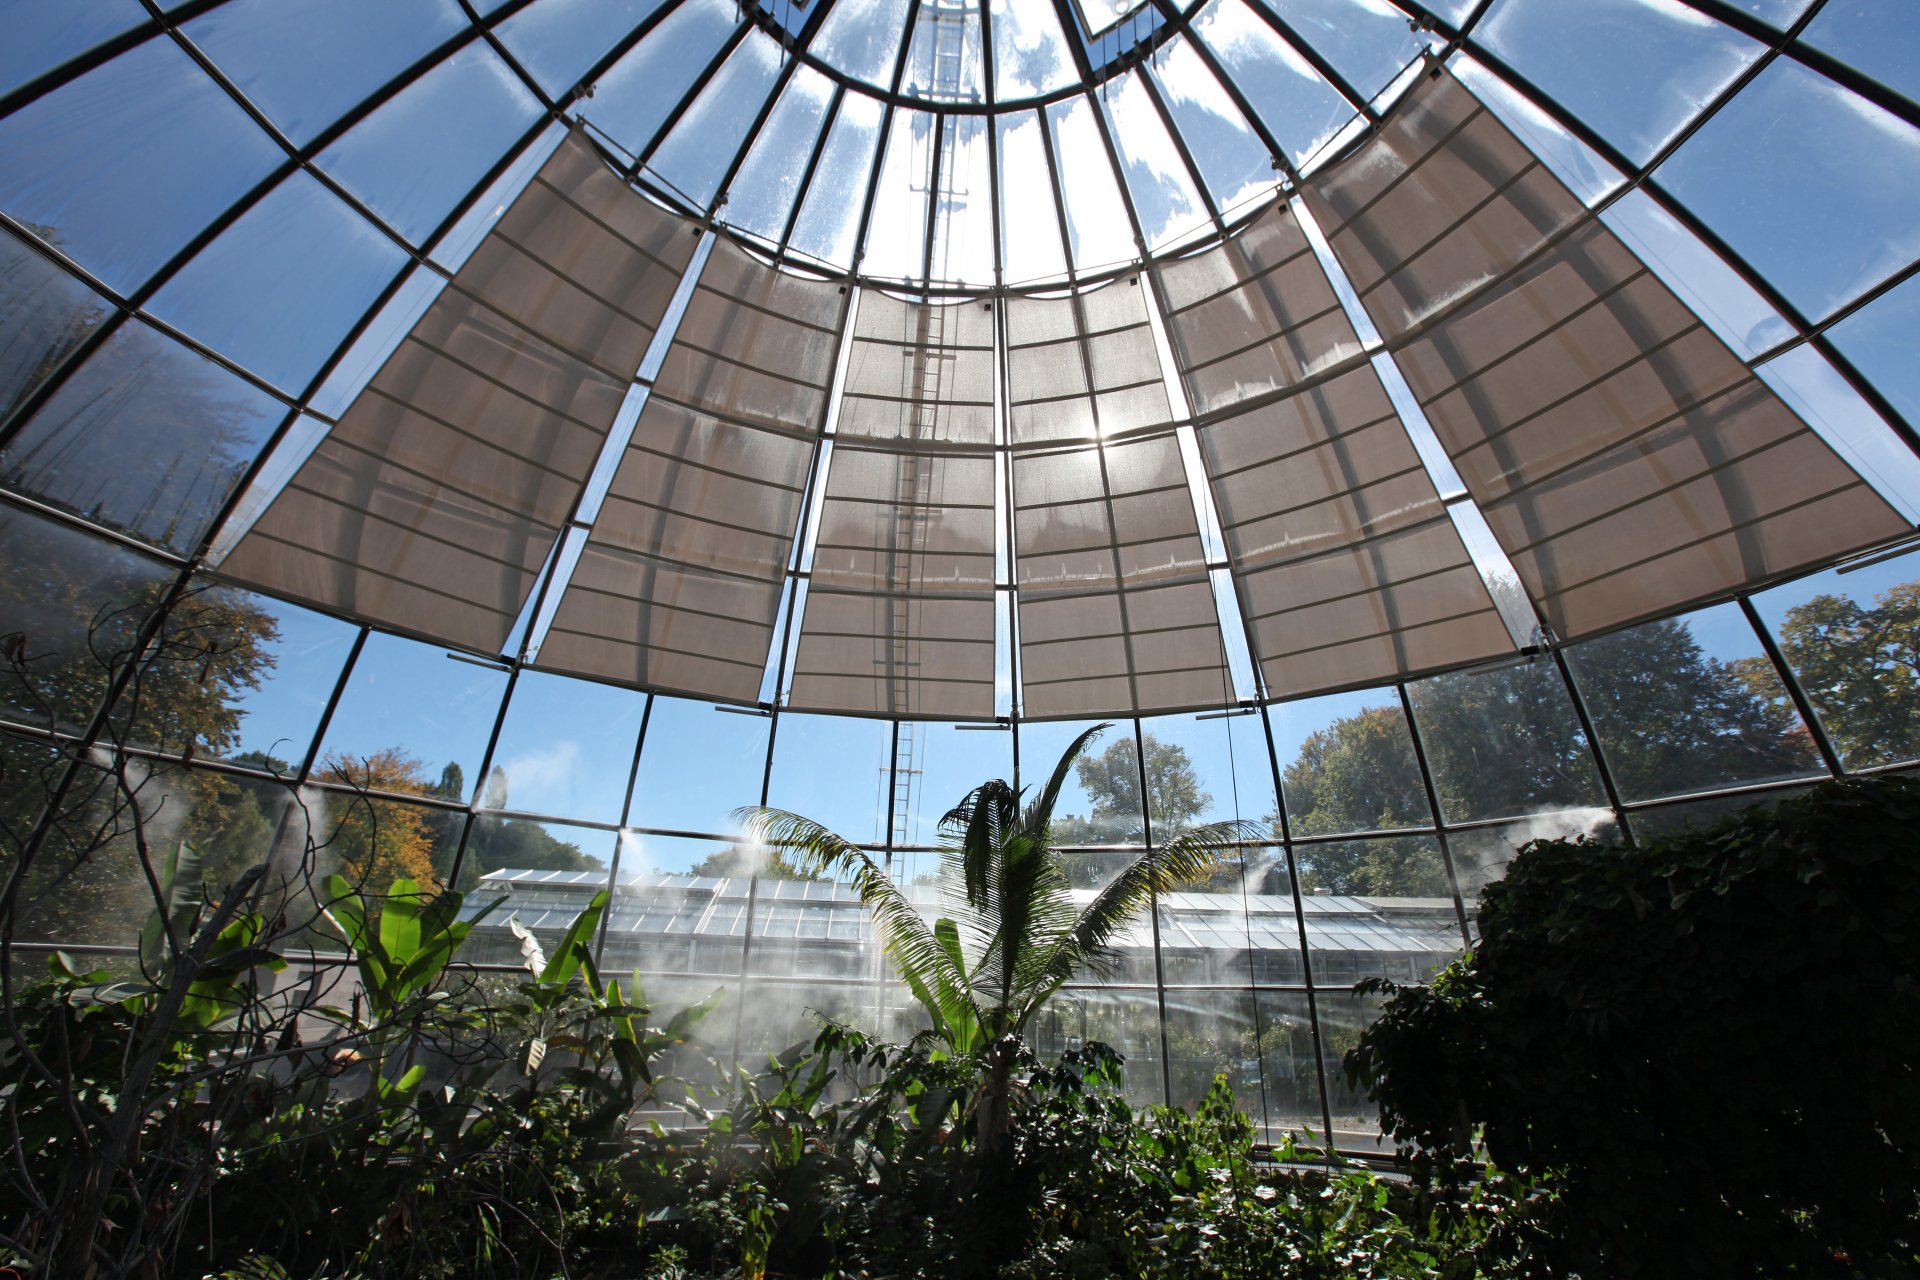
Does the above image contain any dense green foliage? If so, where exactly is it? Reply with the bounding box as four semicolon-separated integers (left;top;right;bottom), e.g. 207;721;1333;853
1346;776;1920;1279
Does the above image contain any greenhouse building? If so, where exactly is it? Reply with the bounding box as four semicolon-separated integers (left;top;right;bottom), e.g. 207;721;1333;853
1;0;1917;1272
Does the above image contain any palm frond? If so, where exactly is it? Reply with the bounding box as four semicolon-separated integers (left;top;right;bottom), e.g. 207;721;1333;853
1041;819;1264;990
735;806;969;1013
1020;722;1110;837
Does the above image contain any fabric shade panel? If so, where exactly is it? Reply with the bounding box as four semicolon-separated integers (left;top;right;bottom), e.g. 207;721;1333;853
1305;68;1911;641
216;130;694;654
1014;432;1229;718
1199;362;1516;696
1151;202;1365;419
789;440;998;719
532;235;848;702
1003;280;1172;446
836;293;995;447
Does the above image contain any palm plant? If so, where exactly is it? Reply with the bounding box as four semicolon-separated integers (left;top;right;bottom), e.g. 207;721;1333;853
738;723;1260;1156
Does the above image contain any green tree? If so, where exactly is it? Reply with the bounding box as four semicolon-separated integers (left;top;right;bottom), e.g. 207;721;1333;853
1736;582;1920;766
685;841;822;881
1050;733;1218;887
742;723;1259;1159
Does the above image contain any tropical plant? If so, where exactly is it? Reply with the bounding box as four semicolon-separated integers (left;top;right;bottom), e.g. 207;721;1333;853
740;722;1259;1158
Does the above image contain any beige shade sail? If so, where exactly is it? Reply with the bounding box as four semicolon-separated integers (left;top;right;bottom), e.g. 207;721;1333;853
1306;67;1910;640
216;130;695;654
1152;201;1365;418
837;293;995;447
1014;431;1229;718
1005;279;1172;445
1200;362;1515;696
533;235;848;701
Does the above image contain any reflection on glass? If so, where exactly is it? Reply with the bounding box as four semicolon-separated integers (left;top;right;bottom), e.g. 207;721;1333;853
0;503;174;733
1478;0;1760;166
483;670;646;823
721;66;835;244
186;0;467;147
317;44;542;247
0;36;283;295
1747;549;1920;769
497;0;669;99
1565;604;1822;803
1408;658;1605;825
629;697;770;833
574;0;740;162
315;630;510;803
1658;60;1920;322
0;228;111;425
1804;0;1920;106
147;171;409;395
788;93;884;266
647;33;783;207
1;320;289;554
1190;0;1351;170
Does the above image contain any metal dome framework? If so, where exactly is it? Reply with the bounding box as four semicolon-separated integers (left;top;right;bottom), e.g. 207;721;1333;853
1;0;1919;1147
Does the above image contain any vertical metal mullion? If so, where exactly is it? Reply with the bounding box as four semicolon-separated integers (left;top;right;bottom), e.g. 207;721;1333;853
631;22;753;174
710;55;807;218
1548;648;1636;848
296;627;371;787
779;85;846;254
445;658;525;891
1137;67;1224;234
1739;595;1847;778
919;112;948;288
1238;0;1377;122
1396;683;1473;949
1255;702;1340;1158
850;0;927;276
594;693;656;964
1130;715;1174;1108
1082;88;1151;261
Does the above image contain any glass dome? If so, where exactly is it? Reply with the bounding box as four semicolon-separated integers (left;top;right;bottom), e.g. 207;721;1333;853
1;0;1917;1145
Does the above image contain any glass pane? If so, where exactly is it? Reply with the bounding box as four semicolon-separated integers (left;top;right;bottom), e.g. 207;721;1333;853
1747;547;1920;769
1265;0;1425;99
1100;71;1211;251
897;721;1013;844
151;585;358;774
996;110;1067;283
185;0;468;147
1192;0;1352;169
1626;784;1808;842
788;92;884;267
1657;60;1920;321
629;696;770;834
0;228;112;425
1478;0;1762;165
576;0;741;161
481;670;646;823
1048;96;1137;271
722;66;835;244
1251;990;1322;1140
1565;605;1824;803
1294;830;1450;900
1023;719;1145;849
461;816;613;900
764;711;893;844
497;0;670;99
904;0;984;100
1804;0;1920;107
1315;987;1387;1152
1149;37;1277;214
1;320;290;555
1272;688;1433;836
990;0;1077;100
812;0;914;88
1165;991;1265;1114
147;170;408;394
862;109;933;281
1140;708;1276;888
1758;344;1920;524
0;503;174;733
1455;54;1626;206
1600;186;1790;358
1407;658;1607;824
619;829;776;877
649;32;783;207
0;0;144;100
1448;807;1621;906
1827;273;1920;438
305;770;465;890
1059;985;1167;1108
317;44;542;247
315;630;511;802
931;114;996;286
0;36;283;295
